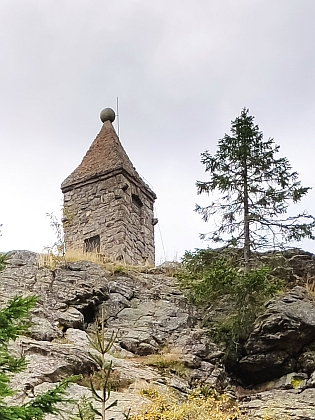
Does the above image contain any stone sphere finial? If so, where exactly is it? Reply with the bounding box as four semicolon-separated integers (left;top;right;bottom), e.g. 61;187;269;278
100;108;115;123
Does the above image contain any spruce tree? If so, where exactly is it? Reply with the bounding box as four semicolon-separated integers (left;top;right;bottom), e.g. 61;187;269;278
196;108;315;267
0;261;76;418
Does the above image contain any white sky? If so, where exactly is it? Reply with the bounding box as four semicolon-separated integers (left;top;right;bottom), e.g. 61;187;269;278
1;0;315;263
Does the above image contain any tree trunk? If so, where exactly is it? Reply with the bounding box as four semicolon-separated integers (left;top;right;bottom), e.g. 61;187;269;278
243;167;250;270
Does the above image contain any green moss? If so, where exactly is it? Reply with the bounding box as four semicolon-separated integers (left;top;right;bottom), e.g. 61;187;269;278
112;265;125;274
291;376;303;389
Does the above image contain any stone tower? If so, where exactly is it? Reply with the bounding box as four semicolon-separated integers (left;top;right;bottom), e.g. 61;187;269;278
61;108;157;265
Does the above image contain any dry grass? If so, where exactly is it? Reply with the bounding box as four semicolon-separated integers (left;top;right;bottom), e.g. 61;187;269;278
37;252;65;270
130;386;245;420
37;249;153;273
76;369;133;392
142;354;188;378
305;273;315;296
51;337;73;345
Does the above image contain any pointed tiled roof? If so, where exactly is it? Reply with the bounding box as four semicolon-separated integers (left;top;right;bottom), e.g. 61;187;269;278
61;121;154;196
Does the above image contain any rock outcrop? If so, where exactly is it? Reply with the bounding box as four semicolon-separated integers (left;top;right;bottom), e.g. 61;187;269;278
238;285;315;419
240;388;315;420
3;250;315;419
239;286;315;383
0;251;227;419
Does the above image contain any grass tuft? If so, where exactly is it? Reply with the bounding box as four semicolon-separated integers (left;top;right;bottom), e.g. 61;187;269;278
76;369;133;392
143;354;187;378
37;249;154;273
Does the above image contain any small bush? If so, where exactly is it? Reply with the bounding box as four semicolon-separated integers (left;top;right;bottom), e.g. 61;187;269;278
131;387;244;420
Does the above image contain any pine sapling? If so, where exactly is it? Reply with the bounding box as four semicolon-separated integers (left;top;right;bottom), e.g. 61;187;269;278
86;304;117;420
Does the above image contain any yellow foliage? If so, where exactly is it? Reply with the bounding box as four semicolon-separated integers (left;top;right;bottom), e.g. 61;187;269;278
131;387;245;420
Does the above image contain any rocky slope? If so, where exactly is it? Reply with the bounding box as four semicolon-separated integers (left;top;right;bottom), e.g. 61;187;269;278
1;251;228;419
2;250;315;419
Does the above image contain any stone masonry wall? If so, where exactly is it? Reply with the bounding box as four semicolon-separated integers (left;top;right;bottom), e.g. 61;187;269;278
63;173;155;265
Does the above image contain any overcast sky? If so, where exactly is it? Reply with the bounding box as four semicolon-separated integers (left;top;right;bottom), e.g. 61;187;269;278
1;0;315;262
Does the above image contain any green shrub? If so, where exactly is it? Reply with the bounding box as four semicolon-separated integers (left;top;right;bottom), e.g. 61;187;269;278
177;248;284;355
0;253;9;271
